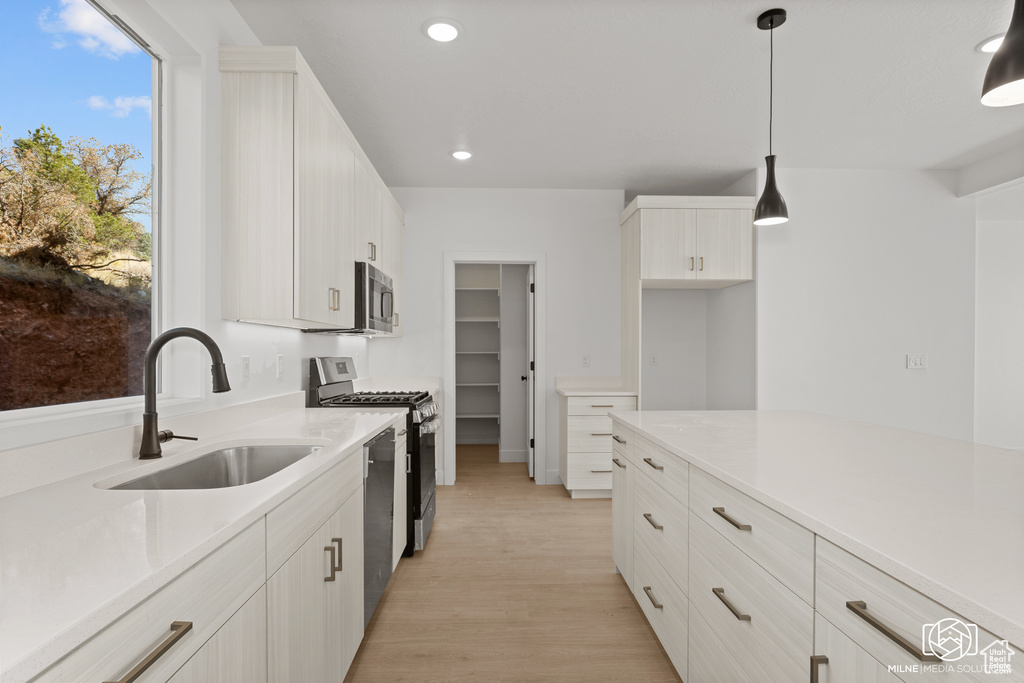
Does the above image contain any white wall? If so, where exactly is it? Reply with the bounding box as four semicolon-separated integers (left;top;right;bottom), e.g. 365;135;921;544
370;188;625;484
641;290;708;410
706;281;757;409
757;169;977;440
974;183;1024;449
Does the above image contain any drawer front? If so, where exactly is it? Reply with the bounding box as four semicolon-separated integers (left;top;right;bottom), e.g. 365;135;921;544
689;513;813;682
567;396;636;416
632;468;688;596
567;416;614;452
690;465;814;605
817;538;1023;683
633;536;687;677
814;612;902;683
632;434;688;507
611;422;634;462
688;603;757;683
35;520;266;683
266;445;363;575
565;452;614;490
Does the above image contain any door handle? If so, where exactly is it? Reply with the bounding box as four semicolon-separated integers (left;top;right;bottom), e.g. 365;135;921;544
690;256;694;271
713;587;751;621
642;457;664;471
643;586;664;609
103;621;193;683
713;506;752;531
810;655;829;683
643;512;663;530
699;256;704;271
846;601;940;661
521;375;527;381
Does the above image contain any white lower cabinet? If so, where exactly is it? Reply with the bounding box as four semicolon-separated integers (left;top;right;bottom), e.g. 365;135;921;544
812;612;902;683
168;586;268;683
268;487;364;682
633;537;688;676
393;430;408;570
611;445;633;587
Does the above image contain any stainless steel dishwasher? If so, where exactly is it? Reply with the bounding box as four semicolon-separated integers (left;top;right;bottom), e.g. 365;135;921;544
363;427;395;626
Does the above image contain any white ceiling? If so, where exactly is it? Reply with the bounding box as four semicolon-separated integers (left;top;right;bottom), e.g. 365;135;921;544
229;0;1024;195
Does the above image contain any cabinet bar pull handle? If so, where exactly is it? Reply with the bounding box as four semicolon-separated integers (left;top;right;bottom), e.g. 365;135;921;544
846;601;940;662
591;432;613;436
103;621;193;683
713;506;751;531
328;288;333;310
643;512;663;530
699;256;704;271
612;435;626;444
713;587;751;621
810;655;829;683
591;404;613;408
325;544;338;581
642;457;664;471
690;256;695;271
591;469;613;473
643;586;664;609
398;429;408;436
612;458;626;469
332;537;343;572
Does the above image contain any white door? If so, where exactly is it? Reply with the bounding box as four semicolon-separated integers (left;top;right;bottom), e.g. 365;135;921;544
527;265;536;479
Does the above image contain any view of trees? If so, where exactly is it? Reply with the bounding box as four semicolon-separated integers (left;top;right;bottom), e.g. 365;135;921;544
0;124;151;290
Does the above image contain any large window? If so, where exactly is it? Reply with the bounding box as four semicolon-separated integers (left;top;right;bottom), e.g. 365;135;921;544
0;0;156;411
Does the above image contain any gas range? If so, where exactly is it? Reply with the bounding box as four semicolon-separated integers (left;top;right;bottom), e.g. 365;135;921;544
307;357;439;557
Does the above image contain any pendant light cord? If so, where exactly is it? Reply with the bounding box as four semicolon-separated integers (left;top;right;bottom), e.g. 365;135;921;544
769;23;774;155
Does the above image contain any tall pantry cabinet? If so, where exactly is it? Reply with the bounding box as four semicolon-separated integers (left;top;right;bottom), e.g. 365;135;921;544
220;46;404;334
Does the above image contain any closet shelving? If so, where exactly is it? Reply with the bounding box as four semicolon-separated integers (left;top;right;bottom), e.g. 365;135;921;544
455;265;501;444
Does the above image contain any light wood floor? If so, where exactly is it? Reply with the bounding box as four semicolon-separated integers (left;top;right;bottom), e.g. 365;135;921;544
345;444;681;682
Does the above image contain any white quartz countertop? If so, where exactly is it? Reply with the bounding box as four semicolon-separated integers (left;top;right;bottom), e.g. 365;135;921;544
610;410;1024;647
0;407;405;683
556;388;637;397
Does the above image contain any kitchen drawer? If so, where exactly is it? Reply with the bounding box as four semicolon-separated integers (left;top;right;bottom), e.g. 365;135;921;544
689;513;813;682
564;452;614;490
816;538;1023;683
567;396;636;416
688;602;756;683
34;520;266;683
690;465;814;605
813;612;902;683
611;422;634;461
633;535;687;677
567;416;614;452
633;468;688;595
266;444;363;576
632;434;688;507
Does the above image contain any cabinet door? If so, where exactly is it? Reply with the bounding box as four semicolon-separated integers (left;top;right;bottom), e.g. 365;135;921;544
168;586;267;683
393;434;408;569
611;451;633;588
380;196;403;335
267;511;332;682
696;209;753;281
640;209;697;280
813;612;902;683
326;488;365;676
354;161;382;266
293;74;355;326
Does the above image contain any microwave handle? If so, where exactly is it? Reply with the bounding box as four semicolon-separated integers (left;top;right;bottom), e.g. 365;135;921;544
382;290;394;320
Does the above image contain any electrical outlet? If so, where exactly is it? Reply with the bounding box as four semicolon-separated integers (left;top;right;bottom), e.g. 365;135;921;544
241;356;250;381
906;354;928;370
276;354;284;379
581;353;590;368
650;353;659;366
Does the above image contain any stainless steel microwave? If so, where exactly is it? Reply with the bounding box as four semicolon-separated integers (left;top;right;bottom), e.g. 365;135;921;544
354;261;393;334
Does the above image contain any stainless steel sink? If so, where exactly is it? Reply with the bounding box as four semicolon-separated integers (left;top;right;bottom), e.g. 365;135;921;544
112;445;321;490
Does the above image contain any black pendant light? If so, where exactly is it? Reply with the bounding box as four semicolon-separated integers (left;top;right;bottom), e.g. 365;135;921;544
754;8;789;226
982;0;1024;107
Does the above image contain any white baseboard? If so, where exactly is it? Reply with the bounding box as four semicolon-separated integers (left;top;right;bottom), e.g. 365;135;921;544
499;448;527;463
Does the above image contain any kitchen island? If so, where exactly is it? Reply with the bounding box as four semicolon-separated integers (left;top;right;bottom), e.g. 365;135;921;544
611;410;1024;681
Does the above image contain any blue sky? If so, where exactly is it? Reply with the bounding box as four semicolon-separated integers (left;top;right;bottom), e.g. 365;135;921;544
0;0;152;229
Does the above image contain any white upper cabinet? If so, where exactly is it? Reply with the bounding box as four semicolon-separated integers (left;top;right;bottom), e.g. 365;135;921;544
220;46;402;331
623;196;754;289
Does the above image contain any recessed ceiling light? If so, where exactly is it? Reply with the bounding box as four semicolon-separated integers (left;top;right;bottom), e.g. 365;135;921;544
424;19;461;43
451;150;472;160
978;34;1005;53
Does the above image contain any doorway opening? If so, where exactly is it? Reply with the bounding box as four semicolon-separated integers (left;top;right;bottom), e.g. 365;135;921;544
442;253;546;486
